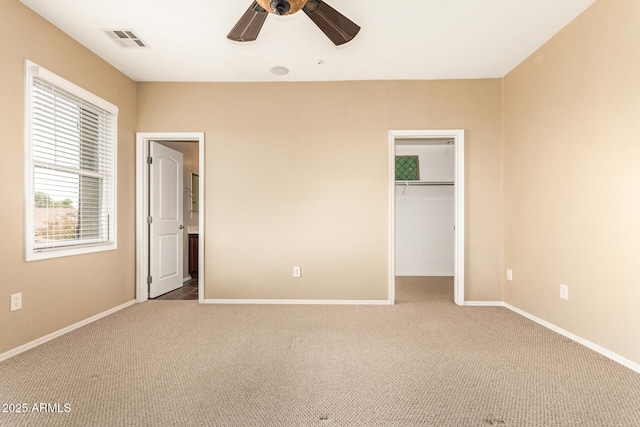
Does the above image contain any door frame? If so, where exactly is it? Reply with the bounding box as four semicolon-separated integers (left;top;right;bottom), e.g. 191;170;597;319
135;132;205;303
389;130;465;305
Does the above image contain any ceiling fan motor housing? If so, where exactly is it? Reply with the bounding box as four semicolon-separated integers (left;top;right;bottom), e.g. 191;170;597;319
257;0;307;15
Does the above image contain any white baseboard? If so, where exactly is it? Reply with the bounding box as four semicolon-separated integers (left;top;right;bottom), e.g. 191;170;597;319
464;301;503;307
0;300;136;363
182;275;192;283
503;302;640;374
203;299;392;305
396;273;454;277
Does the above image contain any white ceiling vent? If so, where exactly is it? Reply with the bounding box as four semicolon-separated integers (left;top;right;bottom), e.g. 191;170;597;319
103;29;149;48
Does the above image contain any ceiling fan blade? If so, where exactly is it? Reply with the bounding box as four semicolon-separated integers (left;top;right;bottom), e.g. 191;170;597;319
227;1;268;42
302;0;360;46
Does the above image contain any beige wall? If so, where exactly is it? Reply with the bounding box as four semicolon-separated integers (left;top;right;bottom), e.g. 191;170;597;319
503;0;640;363
0;0;137;354
137;79;503;301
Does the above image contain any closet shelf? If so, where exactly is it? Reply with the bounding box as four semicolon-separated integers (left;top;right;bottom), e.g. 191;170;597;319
395;181;454;186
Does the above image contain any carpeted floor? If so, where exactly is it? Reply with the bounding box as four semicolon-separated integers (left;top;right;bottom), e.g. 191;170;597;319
1;277;639;426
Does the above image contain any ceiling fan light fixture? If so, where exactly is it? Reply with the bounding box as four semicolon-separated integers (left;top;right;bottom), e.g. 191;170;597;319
271;0;289;15
256;0;307;16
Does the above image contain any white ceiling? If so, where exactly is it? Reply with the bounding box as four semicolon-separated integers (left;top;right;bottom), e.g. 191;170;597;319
19;0;596;82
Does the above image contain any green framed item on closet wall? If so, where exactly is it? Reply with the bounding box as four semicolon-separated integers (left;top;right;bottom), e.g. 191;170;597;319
395;156;420;181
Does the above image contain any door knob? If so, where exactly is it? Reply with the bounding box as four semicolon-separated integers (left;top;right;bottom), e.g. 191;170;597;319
179;225;184;229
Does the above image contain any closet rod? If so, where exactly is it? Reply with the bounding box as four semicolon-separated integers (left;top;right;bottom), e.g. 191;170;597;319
395;181;454;186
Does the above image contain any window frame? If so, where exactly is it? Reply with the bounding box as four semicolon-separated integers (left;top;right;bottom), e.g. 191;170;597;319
24;60;118;261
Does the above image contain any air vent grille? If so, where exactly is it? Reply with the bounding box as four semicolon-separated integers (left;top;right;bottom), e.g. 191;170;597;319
103;29;149;48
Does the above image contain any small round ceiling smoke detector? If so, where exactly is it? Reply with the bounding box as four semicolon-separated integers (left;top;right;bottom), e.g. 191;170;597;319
270;66;290;76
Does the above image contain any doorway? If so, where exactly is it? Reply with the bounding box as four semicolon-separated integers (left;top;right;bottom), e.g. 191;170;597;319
388;130;465;305
135;132;205;303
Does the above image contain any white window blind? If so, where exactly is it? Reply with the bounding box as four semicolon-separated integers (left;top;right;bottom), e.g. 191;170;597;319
25;62;118;260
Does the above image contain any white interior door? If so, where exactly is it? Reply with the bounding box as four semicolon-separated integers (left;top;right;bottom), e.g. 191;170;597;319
149;142;183;298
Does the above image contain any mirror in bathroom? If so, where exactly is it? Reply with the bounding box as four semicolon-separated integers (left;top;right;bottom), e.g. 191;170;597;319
190;173;199;212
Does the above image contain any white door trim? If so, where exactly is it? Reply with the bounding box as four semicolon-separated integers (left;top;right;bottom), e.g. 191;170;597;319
388;130;465;305
136;132;205;303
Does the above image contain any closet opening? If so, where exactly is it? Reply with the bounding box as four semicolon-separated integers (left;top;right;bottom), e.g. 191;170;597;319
388;130;465;305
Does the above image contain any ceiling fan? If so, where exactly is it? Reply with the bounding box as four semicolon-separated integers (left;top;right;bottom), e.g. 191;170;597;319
227;0;360;46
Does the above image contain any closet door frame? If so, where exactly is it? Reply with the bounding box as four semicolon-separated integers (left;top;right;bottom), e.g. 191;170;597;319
388;130;465;305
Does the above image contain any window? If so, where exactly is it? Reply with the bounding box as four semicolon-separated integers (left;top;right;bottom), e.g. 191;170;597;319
25;61;118;261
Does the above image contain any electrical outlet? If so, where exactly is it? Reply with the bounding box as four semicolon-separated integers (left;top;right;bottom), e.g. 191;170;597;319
506;269;513;282
11;293;22;311
560;284;568;300
293;266;301;278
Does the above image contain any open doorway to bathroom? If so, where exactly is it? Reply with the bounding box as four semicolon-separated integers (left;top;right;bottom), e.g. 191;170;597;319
151;140;200;300
135;133;205;303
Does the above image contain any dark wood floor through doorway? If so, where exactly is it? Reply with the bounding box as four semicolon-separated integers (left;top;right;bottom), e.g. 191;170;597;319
153;278;198;300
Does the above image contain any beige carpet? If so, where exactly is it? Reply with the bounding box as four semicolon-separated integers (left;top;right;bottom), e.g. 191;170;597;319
1;277;639;426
